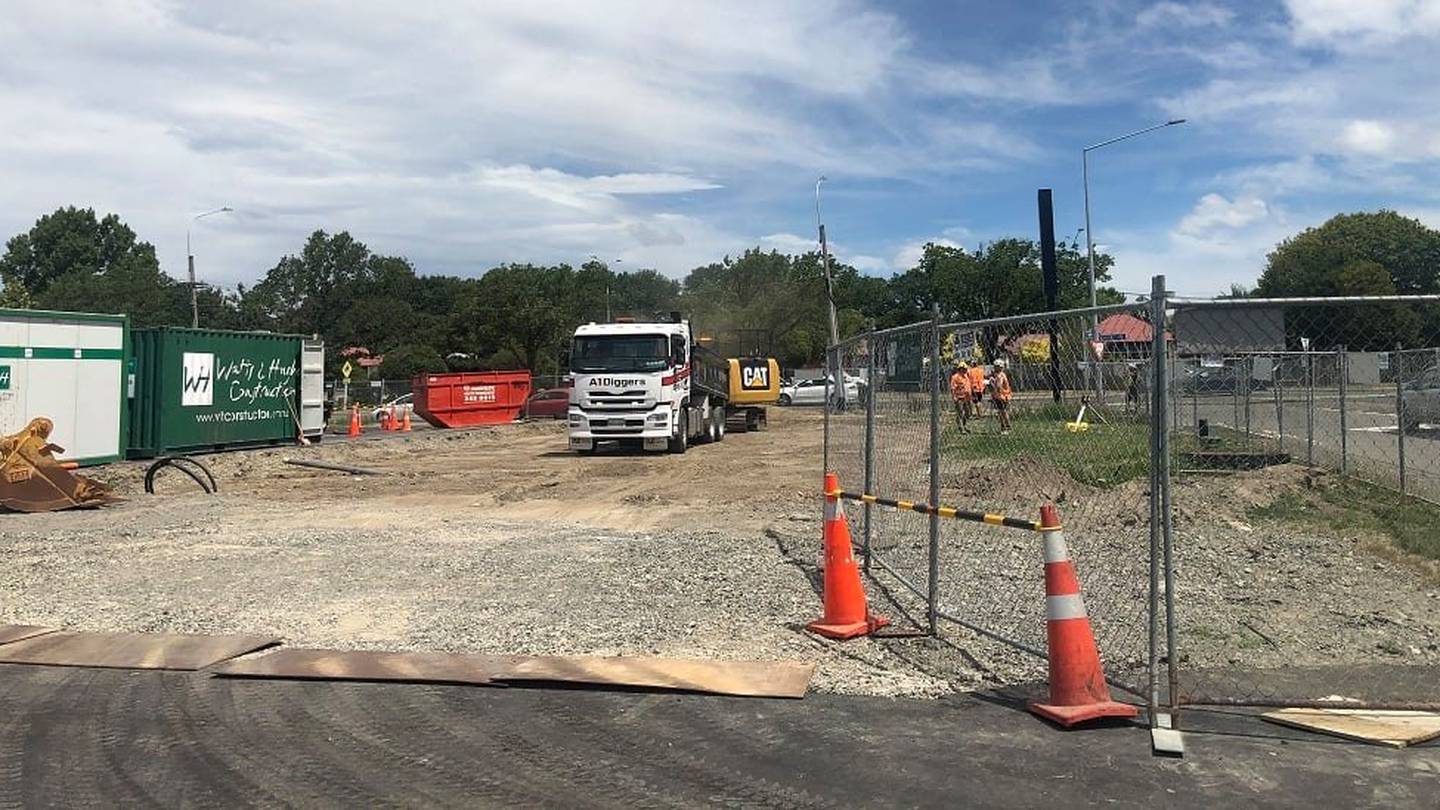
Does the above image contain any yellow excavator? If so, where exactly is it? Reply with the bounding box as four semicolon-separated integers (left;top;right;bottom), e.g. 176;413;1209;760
0;418;120;512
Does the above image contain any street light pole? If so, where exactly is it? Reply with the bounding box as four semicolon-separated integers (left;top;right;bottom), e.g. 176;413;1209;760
1082;118;1184;399
815;176;840;348
188;206;233;328
816;176;844;410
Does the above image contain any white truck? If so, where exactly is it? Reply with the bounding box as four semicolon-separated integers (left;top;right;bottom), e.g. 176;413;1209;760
567;316;729;454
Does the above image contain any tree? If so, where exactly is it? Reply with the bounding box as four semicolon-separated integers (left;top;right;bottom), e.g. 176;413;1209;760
0;207;194;326
1257;212;1440;349
1258;210;1440;296
378;344;448;380
244;230;388;336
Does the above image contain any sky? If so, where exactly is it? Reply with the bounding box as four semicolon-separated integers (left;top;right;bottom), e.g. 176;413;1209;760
3;0;1439;298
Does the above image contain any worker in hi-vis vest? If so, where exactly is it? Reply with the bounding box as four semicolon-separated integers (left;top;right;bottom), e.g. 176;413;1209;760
991;359;1013;435
966;361;987;418
949;361;973;433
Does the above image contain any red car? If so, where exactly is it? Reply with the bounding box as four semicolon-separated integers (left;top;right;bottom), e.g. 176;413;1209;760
523;388;571;419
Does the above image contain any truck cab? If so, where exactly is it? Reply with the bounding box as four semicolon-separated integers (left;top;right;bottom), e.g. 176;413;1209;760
567;319;727;454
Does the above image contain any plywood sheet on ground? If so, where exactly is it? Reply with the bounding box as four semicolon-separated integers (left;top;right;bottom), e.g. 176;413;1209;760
482;655;815;698
213;650;814;698
211;649;496;686
0;625;56;646
0;631;278;671
1262;708;1440;748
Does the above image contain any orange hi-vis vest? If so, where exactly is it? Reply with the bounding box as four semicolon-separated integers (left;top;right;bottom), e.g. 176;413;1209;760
967;365;986;394
950;371;971;401
993;370;1012;402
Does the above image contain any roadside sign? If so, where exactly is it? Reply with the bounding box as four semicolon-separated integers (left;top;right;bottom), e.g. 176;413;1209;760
341;360;353;380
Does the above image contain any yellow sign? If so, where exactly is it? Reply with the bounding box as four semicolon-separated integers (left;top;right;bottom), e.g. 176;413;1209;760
341;361;353;380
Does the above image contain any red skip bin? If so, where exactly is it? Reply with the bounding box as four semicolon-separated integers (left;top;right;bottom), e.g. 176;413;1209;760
411;371;533;428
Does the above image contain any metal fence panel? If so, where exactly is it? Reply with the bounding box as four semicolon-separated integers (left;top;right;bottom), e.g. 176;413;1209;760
826;285;1440;716
1167;297;1440;709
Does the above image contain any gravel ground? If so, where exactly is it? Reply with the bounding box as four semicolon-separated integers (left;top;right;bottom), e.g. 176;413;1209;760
3;408;1439;702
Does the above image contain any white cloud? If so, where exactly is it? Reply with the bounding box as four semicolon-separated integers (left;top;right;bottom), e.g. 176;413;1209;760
1176;194;1271;237
1285;0;1440;47
891;238;962;271
758;233;819;254
1338;120;1396;155
1136;2;1235;29
0;0;1052;286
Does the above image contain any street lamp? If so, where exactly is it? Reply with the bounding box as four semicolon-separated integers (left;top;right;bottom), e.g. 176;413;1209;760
188;206;233;328
815;176;844;409
1082;118;1184;396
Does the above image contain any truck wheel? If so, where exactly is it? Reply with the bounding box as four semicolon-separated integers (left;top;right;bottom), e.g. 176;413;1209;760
779;394;792;406
715;412;726;442
707;409;719;443
669;411;688;454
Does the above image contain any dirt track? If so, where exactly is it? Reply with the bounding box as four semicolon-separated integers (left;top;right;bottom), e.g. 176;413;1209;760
1;410;969;697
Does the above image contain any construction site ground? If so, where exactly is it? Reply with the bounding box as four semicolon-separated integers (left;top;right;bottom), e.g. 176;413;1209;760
3;407;1440;700
3;662;1438;808
4;407;1440;803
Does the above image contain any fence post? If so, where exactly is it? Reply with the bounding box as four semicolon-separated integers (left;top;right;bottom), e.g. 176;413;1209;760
1275;362;1285;457
1231;358;1241;439
1396;346;1407;496
864;326;876;572
1306;350;1315;466
1154;278;1180;721
1243;356;1253;446
1338;345;1348;476
928;304;941;637
1147;275;1180;724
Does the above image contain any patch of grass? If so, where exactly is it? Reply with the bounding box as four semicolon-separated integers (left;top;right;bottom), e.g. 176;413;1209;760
940;408;1150;489
1248;477;1440;563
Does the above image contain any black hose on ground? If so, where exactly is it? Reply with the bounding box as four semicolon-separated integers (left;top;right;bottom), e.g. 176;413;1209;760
144;456;217;495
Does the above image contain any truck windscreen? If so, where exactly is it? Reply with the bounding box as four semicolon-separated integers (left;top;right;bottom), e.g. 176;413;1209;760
571;335;670;373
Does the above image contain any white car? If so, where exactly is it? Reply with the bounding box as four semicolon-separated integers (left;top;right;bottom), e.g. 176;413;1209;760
779;376;861;406
372;392;415;422
1402;366;1440;433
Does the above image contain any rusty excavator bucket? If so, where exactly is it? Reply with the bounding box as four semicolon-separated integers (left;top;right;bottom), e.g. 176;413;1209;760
0;418;121;513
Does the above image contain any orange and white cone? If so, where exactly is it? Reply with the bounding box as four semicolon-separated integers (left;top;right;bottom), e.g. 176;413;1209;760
807;472;889;640
1028;503;1138;727
401;409;412;432
348;405;362;438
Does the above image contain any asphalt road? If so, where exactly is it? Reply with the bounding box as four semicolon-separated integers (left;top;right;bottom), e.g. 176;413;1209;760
2;664;1438;807
1177;387;1440;500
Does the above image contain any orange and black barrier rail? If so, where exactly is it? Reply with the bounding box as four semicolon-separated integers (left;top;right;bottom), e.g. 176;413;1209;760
826;488;1043;532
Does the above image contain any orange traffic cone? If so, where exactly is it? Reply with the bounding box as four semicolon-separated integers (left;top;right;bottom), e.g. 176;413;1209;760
388;404;398;431
1028;503;1138;727
807;472;889;640
401;409;412;432
348;405;361;438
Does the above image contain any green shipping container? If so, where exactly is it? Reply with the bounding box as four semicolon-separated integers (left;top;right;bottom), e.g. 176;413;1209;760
128;327;325;458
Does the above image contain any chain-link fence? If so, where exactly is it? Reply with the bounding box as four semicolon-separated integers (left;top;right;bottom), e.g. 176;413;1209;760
826;278;1440;722
1166;295;1440;710
827;294;1166;708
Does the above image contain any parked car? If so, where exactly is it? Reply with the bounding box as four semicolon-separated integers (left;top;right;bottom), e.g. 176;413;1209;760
1178;367;1270;395
372;392;415;423
779;376;861;406
1402;366;1440;433
523;387;571;419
